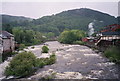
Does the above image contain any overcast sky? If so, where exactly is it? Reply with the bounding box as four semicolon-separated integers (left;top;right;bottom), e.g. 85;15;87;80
1;1;119;19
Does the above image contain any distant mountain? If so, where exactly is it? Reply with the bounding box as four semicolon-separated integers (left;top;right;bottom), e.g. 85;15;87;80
1;14;33;27
56;8;116;25
31;8;117;34
1;8;118;35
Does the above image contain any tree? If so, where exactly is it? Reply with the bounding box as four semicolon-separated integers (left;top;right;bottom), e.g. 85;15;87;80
58;30;86;44
46;32;55;38
12;28;23;43
3;24;13;33
12;28;45;45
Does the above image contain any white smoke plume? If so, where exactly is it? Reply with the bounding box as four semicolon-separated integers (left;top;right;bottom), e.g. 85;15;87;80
88;21;95;37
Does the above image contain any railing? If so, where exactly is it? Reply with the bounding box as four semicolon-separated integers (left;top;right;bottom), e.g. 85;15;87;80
95;36;120;46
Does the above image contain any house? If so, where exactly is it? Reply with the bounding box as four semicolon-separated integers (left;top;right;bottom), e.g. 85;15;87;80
0;31;15;53
95;24;120;46
100;24;120;33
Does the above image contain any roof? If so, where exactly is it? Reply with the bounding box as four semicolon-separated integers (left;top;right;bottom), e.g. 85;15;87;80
100;24;120;33
0;31;14;38
101;31;120;36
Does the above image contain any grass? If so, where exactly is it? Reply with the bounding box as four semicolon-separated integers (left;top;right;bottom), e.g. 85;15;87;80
104;46;120;64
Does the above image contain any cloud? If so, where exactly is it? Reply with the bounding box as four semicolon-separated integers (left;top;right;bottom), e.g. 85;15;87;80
1;2;118;18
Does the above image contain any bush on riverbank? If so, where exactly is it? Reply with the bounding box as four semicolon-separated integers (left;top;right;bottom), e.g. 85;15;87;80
5;51;56;77
36;53;56;68
42;45;49;53
5;52;36;77
47;54;56;65
104;46;120;63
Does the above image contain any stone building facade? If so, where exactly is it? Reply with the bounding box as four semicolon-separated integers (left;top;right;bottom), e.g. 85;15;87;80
0;31;15;53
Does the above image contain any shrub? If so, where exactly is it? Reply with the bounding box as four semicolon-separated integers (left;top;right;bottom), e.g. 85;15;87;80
44;54;56;65
2;51;18;62
36;54;56;67
73;41;86;45
31;46;35;49
104;46;120;63
48;54;56;64
11;51;18;56
19;44;26;50
5;51;37;77
5;52;56;77
35;58;46;68
42;45;49;53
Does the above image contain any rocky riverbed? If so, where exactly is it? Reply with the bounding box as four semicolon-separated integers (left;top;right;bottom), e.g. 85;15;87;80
29;41;119;80
0;41;119;80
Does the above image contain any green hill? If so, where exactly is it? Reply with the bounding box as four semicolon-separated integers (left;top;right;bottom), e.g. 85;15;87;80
31;8;117;35
2;8;118;35
2;14;33;27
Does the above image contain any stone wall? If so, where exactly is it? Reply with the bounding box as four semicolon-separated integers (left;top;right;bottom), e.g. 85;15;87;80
3;39;11;52
3;37;15;52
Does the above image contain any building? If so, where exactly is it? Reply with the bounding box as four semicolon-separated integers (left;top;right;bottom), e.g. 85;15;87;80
95;24;120;46
100;24;120;33
95;32;120;46
0;31;15;53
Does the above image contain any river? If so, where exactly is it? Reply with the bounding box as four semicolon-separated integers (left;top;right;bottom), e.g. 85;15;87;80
29;41;119;79
0;41;119;80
